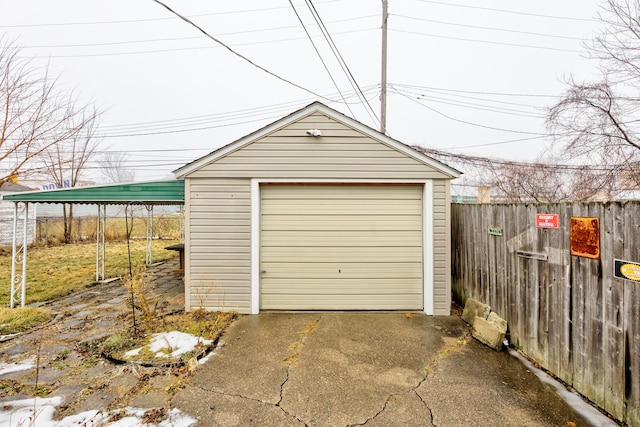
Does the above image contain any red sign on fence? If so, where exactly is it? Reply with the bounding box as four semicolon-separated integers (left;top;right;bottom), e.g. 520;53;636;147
536;213;559;229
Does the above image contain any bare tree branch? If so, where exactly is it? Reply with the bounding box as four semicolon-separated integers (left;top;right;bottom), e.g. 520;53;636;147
413;145;619;202
99;151;136;184
0;36;100;185
545;0;640;199
41;111;102;242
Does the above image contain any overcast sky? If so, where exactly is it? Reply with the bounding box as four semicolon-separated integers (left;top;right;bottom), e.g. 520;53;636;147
1;0;603;185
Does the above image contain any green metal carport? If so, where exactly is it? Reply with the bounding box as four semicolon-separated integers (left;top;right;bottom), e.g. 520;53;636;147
1;180;184;308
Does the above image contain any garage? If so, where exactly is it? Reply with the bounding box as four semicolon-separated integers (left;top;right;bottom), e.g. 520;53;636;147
174;102;460;315
260;184;423;310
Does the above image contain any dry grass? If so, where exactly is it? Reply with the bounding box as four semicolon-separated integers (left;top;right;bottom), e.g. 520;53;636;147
0;240;179;307
0;307;51;334
35;214;181;244
162;309;237;341
92;310;237;363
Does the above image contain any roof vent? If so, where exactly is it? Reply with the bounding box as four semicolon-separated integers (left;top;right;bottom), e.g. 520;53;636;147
306;129;322;137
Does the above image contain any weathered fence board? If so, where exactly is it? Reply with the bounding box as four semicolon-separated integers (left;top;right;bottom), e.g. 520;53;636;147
452;201;640;426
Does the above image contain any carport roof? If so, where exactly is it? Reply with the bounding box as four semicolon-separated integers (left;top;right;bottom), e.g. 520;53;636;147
1;179;184;205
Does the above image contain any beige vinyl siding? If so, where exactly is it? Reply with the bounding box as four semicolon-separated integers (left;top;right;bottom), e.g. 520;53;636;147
186;178;252;313
188;113;451;180
260;184;423;310
432;180;451;315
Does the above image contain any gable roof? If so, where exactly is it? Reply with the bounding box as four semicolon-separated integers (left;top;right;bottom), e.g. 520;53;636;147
174;102;461;179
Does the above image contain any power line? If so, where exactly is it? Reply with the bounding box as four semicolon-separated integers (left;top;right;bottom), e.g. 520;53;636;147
415;146;629;172
99;112;290;139
304;0;380;126
446;135;548;150
393;85;546;109
1;87;380;142
21;28;377;59
391;83;558;98
391;28;582;53
20;15;378;49
149;0;335;103
394;87;544;118
287;0;356;118
98;90;382;138
409;95;543;118
392;14;586;41
413;0;597;22
0;1;342;28
99;99;312;132
98;86;378;134
395;90;549;136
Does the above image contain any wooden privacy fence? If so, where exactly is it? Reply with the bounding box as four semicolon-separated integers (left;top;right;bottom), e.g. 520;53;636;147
451;202;640;426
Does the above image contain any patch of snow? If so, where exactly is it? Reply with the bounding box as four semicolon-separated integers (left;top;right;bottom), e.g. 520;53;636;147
508;348;619;427
0;396;196;427
147;331;212;358
124;347;142;357
124;332;211;359
0;358;35;375
0;333;21;341
199;340;225;365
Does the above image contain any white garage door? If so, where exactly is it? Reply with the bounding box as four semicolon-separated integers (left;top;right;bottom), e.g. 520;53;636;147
260;184;423;310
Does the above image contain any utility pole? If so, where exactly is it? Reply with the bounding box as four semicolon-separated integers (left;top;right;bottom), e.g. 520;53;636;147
380;0;388;134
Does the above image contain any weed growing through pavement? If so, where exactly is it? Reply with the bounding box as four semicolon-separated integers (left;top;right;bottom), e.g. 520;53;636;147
50;349;71;370
101;273;237;364
424;329;471;375
285;318;320;366
121;267;158;335
100;334;134;357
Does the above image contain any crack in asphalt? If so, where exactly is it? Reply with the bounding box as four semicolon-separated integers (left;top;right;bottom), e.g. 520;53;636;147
276;366;309;426
186;316;471;427
347;396;391;427
194;385;268;405
191;384;308;426
415;388;436;427
185;316;325;427
348;330;471;427
346;386;436;427
275;314;323;426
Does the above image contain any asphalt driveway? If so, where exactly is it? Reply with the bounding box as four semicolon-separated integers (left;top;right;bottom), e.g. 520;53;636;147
172;312;607;427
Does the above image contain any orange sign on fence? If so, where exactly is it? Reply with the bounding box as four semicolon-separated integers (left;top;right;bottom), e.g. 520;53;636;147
570;217;600;259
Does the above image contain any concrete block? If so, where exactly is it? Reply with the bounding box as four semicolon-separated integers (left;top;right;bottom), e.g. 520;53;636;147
472;313;507;351
461;298;490;326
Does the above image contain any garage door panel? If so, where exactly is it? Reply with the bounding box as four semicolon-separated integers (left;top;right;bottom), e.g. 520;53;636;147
261;294;422;310
264;278;421;289
262;230;422;246
261;265;422;279
261;204;422;215
260;184;423;310
261;215;421;230
262;247;423;262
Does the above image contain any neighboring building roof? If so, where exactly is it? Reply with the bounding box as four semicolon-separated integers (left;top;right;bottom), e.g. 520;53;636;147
174;102;462;179
0;181;33;193
1;180;184;205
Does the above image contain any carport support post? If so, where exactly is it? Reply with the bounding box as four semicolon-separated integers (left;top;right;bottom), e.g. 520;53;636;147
10;202;28;308
95;204;106;282
145;205;153;265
